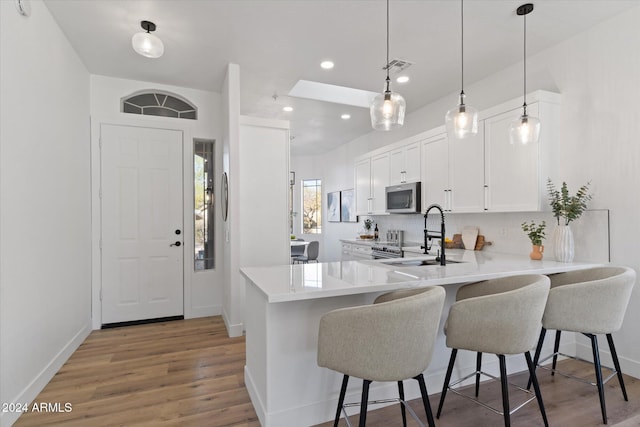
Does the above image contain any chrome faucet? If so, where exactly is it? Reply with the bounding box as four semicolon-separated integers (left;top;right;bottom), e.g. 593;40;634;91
422;204;446;265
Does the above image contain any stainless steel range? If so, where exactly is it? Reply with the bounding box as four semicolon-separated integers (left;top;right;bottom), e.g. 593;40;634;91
371;243;404;259
371;229;405;259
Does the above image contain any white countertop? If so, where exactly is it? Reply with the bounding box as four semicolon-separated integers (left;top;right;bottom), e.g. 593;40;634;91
240;250;601;303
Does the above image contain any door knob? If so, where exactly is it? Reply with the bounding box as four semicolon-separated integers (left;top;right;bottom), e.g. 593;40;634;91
170;241;182;247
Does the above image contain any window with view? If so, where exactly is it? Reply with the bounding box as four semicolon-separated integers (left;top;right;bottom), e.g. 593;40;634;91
194;140;215;270
302;179;322;234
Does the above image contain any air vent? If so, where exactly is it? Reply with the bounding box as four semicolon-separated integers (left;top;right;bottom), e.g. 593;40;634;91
383;58;413;73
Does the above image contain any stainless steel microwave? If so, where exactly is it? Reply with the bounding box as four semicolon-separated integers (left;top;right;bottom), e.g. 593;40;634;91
385;182;421;213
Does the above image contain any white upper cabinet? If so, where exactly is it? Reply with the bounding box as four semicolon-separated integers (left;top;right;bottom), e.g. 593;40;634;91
355;91;560;215
370;153;390;214
420;125;484;213
354;153;390;215
390;142;421;185
449;121;485;212
354;157;372;216
421;132;449;210
484;95;560;212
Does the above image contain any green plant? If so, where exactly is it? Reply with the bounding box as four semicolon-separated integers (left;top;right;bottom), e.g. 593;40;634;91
363;218;373;230
547;179;593;225
521;220;546;246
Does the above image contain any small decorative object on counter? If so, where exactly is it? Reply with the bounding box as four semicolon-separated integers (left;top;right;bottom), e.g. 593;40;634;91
547;179;592;262
374;224;379;240
522;220;546;260
359;218;375;239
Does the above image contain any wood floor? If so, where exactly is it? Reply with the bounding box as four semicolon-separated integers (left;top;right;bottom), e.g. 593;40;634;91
15;317;640;427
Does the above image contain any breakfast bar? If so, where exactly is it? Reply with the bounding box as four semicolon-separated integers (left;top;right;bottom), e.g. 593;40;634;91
240;251;600;427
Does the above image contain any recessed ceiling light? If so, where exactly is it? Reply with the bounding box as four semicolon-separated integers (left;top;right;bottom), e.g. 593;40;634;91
283;106;293;112
320;60;335;69
396;75;410;83
341;114;351;120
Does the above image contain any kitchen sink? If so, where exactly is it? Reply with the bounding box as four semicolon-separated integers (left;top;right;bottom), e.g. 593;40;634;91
382;259;464;267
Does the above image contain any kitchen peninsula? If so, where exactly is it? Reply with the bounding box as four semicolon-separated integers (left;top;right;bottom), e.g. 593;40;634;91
240;250;600;427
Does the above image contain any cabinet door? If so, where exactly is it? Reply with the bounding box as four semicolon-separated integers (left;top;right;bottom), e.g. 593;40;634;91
390;142;421;185
449;121;485;212
421;133;449;211
370;153;390;214
354;158;372;215
389;148;405;185
484;104;540;211
404;142;421;183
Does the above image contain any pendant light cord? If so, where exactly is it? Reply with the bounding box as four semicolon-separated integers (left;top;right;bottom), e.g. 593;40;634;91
523;9;527;113
460;0;464;94
385;0;390;91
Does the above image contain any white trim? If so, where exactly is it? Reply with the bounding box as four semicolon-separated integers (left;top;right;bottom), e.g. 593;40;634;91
239;115;289;129
0;324;91;427
222;306;244;337
576;339;640;380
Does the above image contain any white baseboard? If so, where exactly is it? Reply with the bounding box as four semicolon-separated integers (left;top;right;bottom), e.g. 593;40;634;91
1;323;91;427
222;307;243;337
576;341;640;380
186;304;222;319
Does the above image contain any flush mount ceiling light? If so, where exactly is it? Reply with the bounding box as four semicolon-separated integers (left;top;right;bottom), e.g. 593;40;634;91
132;20;164;59
396;75;410;84
341;114;351;120
445;0;478;140
320;60;335;69
283;106;294;112
370;0;406;131
509;3;540;144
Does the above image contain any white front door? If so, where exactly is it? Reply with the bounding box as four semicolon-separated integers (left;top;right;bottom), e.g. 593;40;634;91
101;124;184;324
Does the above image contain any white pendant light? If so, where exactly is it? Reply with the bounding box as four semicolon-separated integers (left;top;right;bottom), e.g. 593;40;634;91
445;0;478;139
509;4;540;145
132;20;164;59
370;0;406;131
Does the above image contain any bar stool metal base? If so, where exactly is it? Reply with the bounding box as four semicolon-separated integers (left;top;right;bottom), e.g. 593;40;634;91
437;349;548;427
334;374;435;427
529;328;629;424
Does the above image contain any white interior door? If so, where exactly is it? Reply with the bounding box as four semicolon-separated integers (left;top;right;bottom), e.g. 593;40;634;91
101;124;184;324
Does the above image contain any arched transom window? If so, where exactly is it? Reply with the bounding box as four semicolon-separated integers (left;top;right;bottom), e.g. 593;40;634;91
121;91;197;120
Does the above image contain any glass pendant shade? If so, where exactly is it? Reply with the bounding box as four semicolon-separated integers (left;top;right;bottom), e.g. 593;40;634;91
131;21;164;58
132;31;164;58
509;113;540;144
370;90;406;131
445;97;478;139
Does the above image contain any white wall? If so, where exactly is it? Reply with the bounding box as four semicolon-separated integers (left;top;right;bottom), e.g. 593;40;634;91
222;63;243;336
0;1;91;425
299;6;640;376
89;75;224;326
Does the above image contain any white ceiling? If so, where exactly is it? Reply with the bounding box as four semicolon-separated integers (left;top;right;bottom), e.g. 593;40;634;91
44;0;638;156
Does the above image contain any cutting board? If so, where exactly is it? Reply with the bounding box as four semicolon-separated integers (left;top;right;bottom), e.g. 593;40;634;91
462;226;479;250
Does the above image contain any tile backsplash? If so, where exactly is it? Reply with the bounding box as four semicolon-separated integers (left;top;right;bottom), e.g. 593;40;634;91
366;209;610;263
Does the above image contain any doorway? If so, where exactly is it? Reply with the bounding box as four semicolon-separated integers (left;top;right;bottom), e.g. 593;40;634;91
100;124;184;325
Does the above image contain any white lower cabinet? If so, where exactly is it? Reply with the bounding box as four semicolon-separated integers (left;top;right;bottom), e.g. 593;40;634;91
341;242;372;260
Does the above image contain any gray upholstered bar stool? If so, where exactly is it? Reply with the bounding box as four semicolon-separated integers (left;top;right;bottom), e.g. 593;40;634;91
528;266;636;424
317;286;446;427
436;275;550;427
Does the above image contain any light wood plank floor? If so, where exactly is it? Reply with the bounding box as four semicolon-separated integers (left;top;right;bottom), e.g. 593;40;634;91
15;317;640;426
